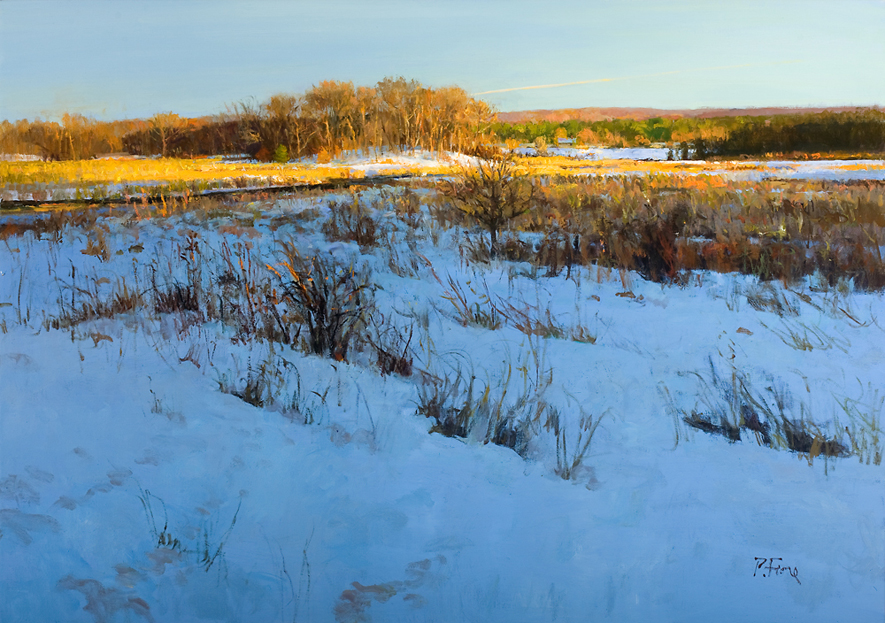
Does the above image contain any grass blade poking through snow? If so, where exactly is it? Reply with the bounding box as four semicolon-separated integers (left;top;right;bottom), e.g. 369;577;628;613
271;240;374;361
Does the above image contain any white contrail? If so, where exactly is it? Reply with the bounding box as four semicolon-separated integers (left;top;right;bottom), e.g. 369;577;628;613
473;60;803;96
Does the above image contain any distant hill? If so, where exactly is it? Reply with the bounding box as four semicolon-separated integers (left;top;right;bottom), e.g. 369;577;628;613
496;106;882;123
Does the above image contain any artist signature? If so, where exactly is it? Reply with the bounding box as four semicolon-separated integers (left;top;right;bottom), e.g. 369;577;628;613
754;557;800;585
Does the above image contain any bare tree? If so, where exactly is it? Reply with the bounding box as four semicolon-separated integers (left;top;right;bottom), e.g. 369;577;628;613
262;94;307;157
442;154;536;257
304;81;359;156
376;76;424;152
149;112;186;157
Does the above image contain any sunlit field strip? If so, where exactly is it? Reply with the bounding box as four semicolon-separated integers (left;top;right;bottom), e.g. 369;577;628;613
836;162;885;171
0;158;458;188
516;157;885;178
0;156;804;188
513;156;776;177
3;157;883;203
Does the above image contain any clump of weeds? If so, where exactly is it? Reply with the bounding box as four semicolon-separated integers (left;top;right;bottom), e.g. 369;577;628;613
270;240;374;362
675;357;850;465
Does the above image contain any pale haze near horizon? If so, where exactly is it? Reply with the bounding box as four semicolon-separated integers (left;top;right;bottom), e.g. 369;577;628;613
1;0;882;121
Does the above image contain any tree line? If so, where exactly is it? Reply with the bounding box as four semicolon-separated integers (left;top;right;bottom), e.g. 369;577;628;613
0;77;494;161
492;109;885;156
5;84;883;161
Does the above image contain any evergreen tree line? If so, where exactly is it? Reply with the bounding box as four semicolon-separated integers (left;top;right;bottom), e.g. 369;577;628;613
0;78;494;161
492;109;885;156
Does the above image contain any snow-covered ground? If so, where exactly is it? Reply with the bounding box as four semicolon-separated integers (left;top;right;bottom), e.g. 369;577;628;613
621;161;885;182
0;154;43;162
515;146;672;161
0;150;468;205
289;149;475;175
512;146;885;181
741;159;885;182
1;187;883;622
4;151;884;209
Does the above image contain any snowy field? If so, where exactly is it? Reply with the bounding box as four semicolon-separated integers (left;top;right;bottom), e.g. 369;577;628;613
1;180;883;622
0;151;464;205
513;147;885;182
514;146;672;161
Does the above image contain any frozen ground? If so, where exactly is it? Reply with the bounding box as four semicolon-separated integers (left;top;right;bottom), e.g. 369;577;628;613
511;147;885;182
742;159;885;182
0;186;883;622
0;150;468;205
4;151;885;208
0;154;43;162
513;146;671;161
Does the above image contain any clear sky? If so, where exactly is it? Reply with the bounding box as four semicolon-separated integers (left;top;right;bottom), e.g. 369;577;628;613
1;0;883;121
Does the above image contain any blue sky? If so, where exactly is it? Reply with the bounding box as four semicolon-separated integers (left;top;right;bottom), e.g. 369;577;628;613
1;0;883;120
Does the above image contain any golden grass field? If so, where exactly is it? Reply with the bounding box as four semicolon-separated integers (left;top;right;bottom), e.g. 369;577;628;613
515;155;885;177
1;155;883;207
0;157;456;189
